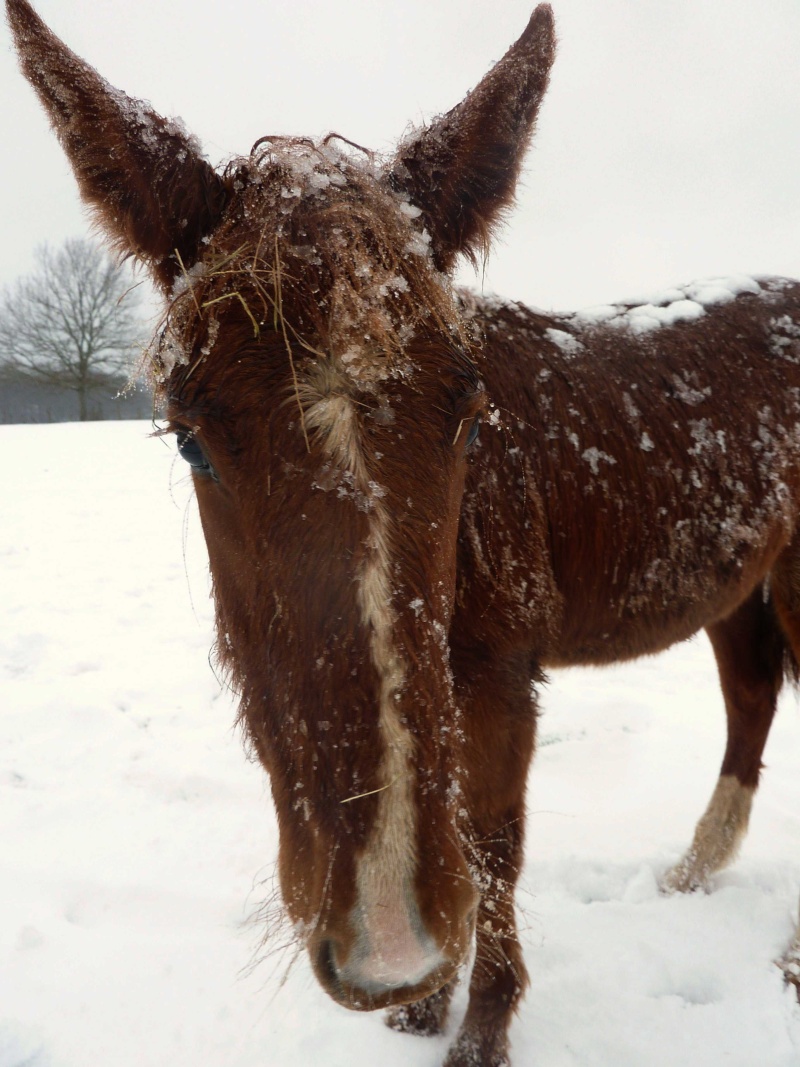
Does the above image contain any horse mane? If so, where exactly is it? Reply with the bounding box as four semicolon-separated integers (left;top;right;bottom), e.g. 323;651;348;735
148;137;474;397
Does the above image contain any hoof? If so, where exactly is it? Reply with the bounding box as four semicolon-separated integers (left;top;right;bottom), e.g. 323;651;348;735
660;855;711;895
777;945;800;1000
384;983;453;1038
443;1030;510;1067
385;1003;443;1038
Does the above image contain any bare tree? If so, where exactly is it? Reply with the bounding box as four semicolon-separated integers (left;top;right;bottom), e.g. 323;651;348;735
0;238;146;421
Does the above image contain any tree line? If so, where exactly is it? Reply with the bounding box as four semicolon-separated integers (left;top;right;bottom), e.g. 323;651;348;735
0;238;152;422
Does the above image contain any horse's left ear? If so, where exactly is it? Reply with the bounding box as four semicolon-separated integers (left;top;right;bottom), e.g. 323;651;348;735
6;0;229;291
388;5;556;273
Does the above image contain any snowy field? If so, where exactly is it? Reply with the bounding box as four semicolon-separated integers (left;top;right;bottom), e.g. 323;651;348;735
3;419;800;1067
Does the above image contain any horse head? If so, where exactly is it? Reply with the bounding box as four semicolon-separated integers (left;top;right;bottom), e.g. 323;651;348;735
7;0;555;1011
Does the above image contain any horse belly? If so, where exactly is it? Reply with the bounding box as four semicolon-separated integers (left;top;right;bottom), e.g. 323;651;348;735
546;518;791;668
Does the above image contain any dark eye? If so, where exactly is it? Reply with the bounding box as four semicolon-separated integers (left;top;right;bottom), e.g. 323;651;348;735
466;415;481;448
176;430;216;479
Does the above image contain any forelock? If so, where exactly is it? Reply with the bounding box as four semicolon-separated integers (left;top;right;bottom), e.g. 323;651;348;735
148;137;472;391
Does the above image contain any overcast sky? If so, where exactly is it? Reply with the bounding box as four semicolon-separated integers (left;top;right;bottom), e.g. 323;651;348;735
2;0;799;311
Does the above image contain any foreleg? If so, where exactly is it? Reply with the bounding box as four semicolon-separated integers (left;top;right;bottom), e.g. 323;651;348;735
444;646;538;1067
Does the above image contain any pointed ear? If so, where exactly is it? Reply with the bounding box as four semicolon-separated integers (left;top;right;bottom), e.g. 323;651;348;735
388;5;556;273
6;0;230;290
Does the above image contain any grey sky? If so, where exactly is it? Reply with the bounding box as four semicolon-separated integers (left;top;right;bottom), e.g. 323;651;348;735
2;0;799;310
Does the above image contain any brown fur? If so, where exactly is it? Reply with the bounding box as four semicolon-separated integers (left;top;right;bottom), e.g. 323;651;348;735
457;287;800;668
8;1;800;1063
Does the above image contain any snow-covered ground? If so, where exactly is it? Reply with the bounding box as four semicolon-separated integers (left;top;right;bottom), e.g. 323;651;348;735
3;420;800;1067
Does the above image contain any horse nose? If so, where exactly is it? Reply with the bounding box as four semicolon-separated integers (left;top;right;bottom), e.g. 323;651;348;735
312;931;454;1010
308;860;477;1009
345;929;445;990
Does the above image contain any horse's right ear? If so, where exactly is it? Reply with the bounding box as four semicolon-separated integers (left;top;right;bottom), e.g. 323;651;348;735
6;0;229;291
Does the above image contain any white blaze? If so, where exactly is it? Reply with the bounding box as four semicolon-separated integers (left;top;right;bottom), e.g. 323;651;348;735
305;376;427;983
